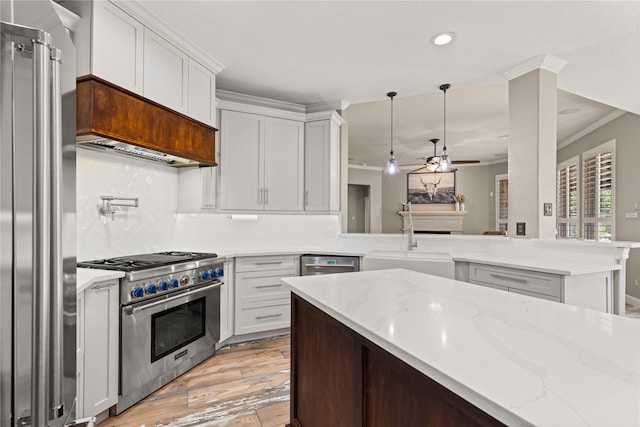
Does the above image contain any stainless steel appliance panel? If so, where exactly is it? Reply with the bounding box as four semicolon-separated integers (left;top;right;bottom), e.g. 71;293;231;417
117;282;221;414
300;255;360;276
1;1;76;425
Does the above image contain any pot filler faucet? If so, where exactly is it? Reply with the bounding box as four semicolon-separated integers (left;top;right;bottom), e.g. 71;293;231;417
407;202;418;250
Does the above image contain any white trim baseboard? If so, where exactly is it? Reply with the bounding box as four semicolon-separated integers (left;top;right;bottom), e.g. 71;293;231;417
626;294;640;307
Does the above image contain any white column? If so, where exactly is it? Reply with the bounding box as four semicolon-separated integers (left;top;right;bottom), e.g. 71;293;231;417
505;55;567;239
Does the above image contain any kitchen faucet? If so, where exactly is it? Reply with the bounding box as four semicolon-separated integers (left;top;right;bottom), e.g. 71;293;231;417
407;202;418;250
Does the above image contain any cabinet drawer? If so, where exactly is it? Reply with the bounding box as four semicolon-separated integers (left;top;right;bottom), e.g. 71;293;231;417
235;300;291;335
469;263;562;297
237;271;294;304
509;287;561;302
236;255;299;273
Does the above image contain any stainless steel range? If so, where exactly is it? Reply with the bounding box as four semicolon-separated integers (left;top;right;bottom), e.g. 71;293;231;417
78;251;224;414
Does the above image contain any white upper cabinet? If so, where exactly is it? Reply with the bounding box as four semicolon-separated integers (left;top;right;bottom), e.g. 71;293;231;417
219;111;264;210
72;0;144;93
143;28;188;114
188;58;217;127
263;117;304;211
304;114;343;212
69;0;220;125
219;110;303;211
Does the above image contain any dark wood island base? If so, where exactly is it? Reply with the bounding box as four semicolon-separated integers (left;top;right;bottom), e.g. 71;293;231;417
288;294;506;427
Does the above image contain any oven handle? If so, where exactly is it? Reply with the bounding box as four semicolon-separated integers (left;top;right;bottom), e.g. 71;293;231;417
124;281;222;315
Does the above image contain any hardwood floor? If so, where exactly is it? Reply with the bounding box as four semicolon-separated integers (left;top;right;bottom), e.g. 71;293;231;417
102;335;291;427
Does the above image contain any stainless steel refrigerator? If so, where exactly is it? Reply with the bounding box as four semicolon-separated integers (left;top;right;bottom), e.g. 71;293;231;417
1;1;77;426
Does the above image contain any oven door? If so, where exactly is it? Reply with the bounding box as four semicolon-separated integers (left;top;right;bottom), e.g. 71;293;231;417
118;281;221;413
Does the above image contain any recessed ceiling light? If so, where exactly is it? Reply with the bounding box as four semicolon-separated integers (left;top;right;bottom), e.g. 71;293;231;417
558;108;581;115
432;32;455;46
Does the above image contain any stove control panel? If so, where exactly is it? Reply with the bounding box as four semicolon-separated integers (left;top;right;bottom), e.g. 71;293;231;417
121;258;225;305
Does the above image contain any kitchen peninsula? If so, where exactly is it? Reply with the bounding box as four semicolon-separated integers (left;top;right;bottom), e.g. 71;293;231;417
282;269;640;427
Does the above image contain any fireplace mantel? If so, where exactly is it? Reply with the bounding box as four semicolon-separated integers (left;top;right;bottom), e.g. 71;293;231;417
399;210;467;234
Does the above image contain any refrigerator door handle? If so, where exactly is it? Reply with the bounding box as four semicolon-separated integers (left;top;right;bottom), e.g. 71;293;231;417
31;36;53;427
49;46;65;422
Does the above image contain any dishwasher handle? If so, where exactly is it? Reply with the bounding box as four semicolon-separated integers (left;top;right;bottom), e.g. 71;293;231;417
304;263;356;268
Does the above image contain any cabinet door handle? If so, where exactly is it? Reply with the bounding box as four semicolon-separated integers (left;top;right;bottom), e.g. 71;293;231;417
254;261;284;266
255;284;282;289
265;188;269;205
305;190;308;206
92;282;117;290
489;273;528;284
256;313;283;320
258;188;261;204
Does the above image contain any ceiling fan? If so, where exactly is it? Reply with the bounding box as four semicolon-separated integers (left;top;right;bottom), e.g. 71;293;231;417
399;138;480;170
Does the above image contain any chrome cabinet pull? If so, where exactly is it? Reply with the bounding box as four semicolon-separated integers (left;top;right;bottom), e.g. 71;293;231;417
254;261;284;266
255;313;283;320
92;281;117;290
265;188;269;205
489;273;528;284
255;284;282;289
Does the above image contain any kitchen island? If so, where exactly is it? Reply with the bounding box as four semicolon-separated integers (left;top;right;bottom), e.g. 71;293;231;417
282;269;640;426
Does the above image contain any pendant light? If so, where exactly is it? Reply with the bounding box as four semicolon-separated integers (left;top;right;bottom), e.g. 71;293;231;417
384;91;399;174
438;83;452;171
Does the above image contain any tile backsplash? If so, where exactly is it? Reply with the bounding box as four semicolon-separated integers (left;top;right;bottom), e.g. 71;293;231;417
76;149;341;260
76;149;179;260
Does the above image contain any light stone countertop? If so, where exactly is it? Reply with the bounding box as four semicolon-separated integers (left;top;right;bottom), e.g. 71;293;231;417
282;268;640;427
77;268;125;293
450;251;622;276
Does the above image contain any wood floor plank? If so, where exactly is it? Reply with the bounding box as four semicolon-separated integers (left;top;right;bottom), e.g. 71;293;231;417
256;401;290;427
100;335;291;427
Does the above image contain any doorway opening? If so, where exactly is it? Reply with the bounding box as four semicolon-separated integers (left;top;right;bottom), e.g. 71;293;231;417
347;184;370;233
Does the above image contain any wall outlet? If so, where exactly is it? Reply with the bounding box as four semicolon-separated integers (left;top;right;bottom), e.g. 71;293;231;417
625;212;638;219
635;279;639;288
516;222;526;236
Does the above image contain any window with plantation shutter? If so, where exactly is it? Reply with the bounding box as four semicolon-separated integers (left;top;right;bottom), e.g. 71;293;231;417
582;142;614;241
556;157;579;239
495;174;508;232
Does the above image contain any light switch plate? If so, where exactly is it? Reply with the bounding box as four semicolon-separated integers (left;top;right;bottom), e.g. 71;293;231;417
516;222;526;236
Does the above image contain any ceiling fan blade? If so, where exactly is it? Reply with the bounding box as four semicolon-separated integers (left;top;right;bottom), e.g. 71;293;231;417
451;160;481;164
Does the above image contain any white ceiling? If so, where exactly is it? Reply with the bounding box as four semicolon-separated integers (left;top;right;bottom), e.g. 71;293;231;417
133;0;639;166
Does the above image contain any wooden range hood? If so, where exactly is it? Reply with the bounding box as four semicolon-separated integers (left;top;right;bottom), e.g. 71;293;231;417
76;75;217;167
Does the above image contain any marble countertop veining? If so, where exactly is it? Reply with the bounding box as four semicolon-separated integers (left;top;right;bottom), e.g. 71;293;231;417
282;269;640;427
77;268;125;293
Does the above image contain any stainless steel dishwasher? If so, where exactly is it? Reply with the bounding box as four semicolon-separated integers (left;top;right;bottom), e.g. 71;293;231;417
300;254;360;276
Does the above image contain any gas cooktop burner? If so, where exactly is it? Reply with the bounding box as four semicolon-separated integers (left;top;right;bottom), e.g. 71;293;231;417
78;251;218;272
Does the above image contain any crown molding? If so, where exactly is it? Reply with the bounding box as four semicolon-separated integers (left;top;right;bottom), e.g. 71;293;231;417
503;54;568;81
216;90;306;113
53;2;81;32
113;0;225;74
305;111;345;126
557;109;626;150
348;164;384;171
306;99;351;113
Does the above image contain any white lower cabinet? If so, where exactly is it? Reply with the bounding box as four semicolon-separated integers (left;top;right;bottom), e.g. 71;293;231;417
218;260;235;347
459;262;612;312
76;280;119;418
234;255;299;336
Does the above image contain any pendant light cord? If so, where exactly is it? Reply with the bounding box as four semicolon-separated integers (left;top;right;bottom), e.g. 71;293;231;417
439;84;450;151
387;91;397;155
